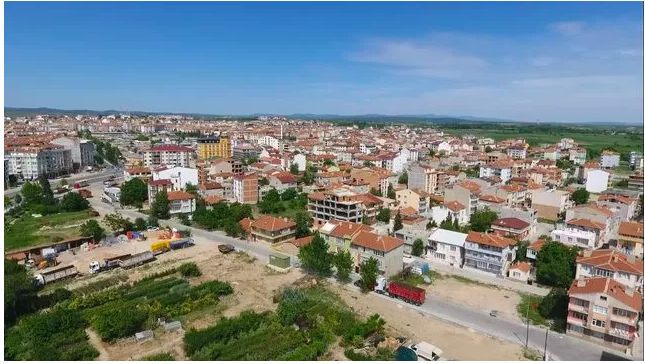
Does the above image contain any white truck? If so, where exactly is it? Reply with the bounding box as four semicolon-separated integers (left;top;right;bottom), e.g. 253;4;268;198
34;265;79;285
409;341;443;361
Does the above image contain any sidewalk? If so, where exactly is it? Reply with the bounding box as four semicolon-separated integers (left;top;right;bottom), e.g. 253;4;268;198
425;259;551;296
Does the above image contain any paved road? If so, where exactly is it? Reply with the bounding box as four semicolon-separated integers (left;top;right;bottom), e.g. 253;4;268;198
5;167;123;198
84;183;629;362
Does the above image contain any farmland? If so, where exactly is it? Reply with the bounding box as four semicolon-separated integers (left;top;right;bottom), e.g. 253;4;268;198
4;209;97;251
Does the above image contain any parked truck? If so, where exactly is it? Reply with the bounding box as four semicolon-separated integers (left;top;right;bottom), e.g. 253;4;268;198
88;254;128;274
34;265;78;285
374;277;426;306
169;238;194;250
120;251;155;269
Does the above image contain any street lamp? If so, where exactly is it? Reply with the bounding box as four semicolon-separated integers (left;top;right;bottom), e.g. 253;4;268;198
543;328;549;361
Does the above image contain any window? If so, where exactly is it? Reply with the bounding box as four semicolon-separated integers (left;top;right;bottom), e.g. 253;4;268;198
613;307;632;318
591;319;605;328
450;246;457;252
593;306;608;315
600;295;607;301
435;253;445;260
571;311;586;320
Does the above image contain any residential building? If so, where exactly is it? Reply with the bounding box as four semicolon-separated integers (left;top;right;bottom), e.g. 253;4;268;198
627;174;644;190
526;239;546;262
479;161;513;184
233;173;259;204
586;169;610;194
143;144;193;168
464;232;517;276
507;145;528;159
395;188;430;215
550;227;597;249
267;171;297;193
350;230;405;277
147;179;172;203
491;217;531;240
628;151;642;167
167;191;196;215
320;219;372;253
601;151;620;169
394;226;432;256
124;166;152;182
575;249;644;291
444;201;469;226
250;215;296;245
597;194;637;222
617;222;644;258
5;145;73;180
426;228;468;267
308;189;363;227
508;261;532;283
197;136;231;159
531;189;573;220
232;144;261;162
51;136;95;170
569;148;587;165
407;163;438;194
153;166;199;191
566;278;642;352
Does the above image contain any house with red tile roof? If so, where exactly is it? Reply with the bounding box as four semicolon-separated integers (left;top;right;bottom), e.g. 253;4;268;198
491;217;531;240
444;200;469;226
508;261;532;283
567;277;641;352
617;221;644;258
464;232;517;276
250;215;296;245
167;190;196;215
526;239;546;262
350;230;404;276
575;249;643;291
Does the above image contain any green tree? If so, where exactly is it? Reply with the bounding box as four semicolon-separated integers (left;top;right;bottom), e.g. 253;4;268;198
535;240;578;288
119;178;148;207
14;194;22;205
376;208;391;223
386;184;395;199
4;259;39;326
134;217;147;231
258;188;284;214
281;188;298;201
398;171;408;185
38;174;54;201
369;187;382;197
333;250;353;282
259;177;269;186
298;233;332;276
8;174;18;187
426;219;437;229
94;153;104;165
151;190;170;219
185;182;198;196
323;159;336;166
294;211;312;238
59;178;69;187
359;257;380;291
5;196;11;206
470;208;498;232
290;162;300;175
538;288;569;332
571;188;590;205
363;161;374;167
178;262;202;277
393;211;403;232
60;192;90;212
485;146;493;153
80;219;105;242
515;241;529;262
147;216;159;227
428;150;436;157
223;220;244;237
411;239;424;257
103;213;133;234
21;181;43;205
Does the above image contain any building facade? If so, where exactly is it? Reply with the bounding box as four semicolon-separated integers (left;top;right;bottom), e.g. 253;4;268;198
464;232;517;276
143;145;193;168
197;136;231;159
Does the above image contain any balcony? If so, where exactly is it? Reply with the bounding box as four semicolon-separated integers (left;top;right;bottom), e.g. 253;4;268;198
608;328;635;339
464;253;503;264
611;315;638;326
566;315;587;327
568;303;589;313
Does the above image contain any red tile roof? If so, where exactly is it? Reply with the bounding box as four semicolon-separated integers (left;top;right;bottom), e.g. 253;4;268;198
576;249;644;275
167;190;195;201
126;166;151;174
444;201;466;212
148;179;172;186
479;194;505;203
510;261;532;273
251;215;295;232
292;236;313;248
619;221;644;238
329;221;372;238
569;277;642;312
492;217;530;230
567;218;606;230
528;239;546;252
351;230;403;252
466;232;516;249
239;217;253;233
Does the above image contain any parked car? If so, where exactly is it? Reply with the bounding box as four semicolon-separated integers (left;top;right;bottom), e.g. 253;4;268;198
147;226;159;232
218;244;235;254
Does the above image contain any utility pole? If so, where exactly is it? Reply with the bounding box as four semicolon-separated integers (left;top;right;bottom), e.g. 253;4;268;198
543;328;549;361
525;295;530;348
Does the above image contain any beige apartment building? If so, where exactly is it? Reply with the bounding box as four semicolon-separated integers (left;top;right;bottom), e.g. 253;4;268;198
395;188;430;214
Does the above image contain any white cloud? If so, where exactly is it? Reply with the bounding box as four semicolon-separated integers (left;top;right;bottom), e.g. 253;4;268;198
548;21;585;36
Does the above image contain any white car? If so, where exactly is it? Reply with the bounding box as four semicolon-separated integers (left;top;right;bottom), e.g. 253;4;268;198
146;226;159;232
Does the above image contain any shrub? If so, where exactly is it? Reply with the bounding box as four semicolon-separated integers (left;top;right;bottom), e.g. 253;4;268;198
178;262;202;278
142;353;175;361
90;303;148;341
277;288;309;325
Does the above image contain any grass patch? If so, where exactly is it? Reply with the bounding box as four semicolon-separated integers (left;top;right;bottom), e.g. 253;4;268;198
517;294;548;326
72;275;129;296
141;353;175;361
4;209;96;251
442;274;500;290
522;348;542;361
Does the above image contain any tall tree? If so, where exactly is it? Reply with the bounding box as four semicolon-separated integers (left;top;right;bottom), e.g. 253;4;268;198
80;219;105;242
571;188;590;205
119;178;148;207
103;213;133;234
535;240;578;288
38;175;54;201
514;241;529;262
387;184;396;199
376;208;391;223
333;250;353;282
411;239;425;257
5;260;40;326
369;187;382;197
60;192;90;212
134;217;147;231
20;181;42;205
151;190;170;219
359;257;380;291
426;218;437;230
289;162;300;175
298;233;332;276
258;189;283;214
185;182;198;196
397;171;408;185
393;211;403;232
470;208;498;232
294;211;312;238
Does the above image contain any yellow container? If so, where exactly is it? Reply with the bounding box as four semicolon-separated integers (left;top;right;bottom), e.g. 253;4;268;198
150;240;171;251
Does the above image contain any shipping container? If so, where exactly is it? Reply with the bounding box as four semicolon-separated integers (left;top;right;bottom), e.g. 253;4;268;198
169;238;194;250
269;253;290;269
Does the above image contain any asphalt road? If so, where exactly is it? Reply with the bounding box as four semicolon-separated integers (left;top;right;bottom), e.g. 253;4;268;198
84;180;630;362
5;167;123;198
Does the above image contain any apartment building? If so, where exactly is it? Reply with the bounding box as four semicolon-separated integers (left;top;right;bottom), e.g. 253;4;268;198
5;145;73;180
124;166;152;182
152;166;199;191
464;232;517;276
627;174;644;190
143;144;193;168
147;179;172;203
167;191;196;215
232;144;261;162
407;163;438;194
597;194;637;221
531;189;573;221
233;173;259;204
320;219;372;253
444;180;484;216
491;217;531;240
567;278;642;352
575;249;644;291
350;230;404;277
586;169;611;194
600;151;620;169
617;222;644;258
308;189;363;227
396;188;430;215
479;161;513;184
569;148;587;165
394;226;432;256
250;215;296;245
507;145;528;159
51;136;95;169
427;228;467;267
550;227;598;249
197;136;231;159
267;171;297;192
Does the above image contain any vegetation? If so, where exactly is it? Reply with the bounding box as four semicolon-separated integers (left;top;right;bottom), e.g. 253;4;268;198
393;211;403;232
358;258;380;291
369;187;382;197
571;188;590;205
470;208;498;232
79;219;106;242
257;188;308;218
397;171;408;185
60;192;90;212
376;208;391;223
535;240;578;288
386;184;396;199
5;209;96;251
294;211;313;238
103;213;134;235
119;178;148;207
178;262;202;278
298;233;333;276
141;353;175;361
333;250;353;282
151;190;171;219
191;202;253;237
514;240;529;262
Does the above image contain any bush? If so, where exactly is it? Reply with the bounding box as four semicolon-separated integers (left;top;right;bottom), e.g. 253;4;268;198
90;303;148;341
277;288;309;325
142;353;175;361
178;262;202;278
60;192;90;212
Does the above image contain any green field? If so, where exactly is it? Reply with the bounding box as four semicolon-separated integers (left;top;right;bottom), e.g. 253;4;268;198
4;210;96;251
444;124;643;155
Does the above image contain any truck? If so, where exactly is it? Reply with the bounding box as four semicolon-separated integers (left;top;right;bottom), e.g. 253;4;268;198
119;251;155;269
78;189;93;198
151;240;171;255
374;277;426;306
34;265;78;285
88;254;128;274
408;341;443;361
169;238;194;250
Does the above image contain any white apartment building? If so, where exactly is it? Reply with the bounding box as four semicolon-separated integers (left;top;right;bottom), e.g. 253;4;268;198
143;145;193;168
152;166;199;191
551;228;597;249
601;151;620;169
308;189;363;228
575;250;644;292
427;228;467;267
5;145;73;180
585;169;610;194
51;136;95;169
258;135;281;150
407;163;438;194
479;161;512;184
507;145;527;159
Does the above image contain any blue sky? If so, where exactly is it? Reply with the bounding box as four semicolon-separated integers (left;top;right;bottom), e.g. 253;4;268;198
5;2;644;122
